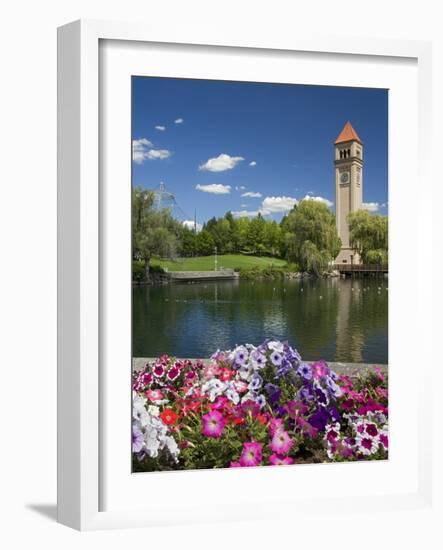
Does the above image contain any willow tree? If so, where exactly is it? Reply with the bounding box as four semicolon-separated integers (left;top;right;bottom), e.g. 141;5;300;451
284;200;341;275
132;187;182;278
347;210;388;264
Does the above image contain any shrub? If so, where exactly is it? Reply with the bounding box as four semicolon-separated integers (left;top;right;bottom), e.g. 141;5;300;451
132;260;146;283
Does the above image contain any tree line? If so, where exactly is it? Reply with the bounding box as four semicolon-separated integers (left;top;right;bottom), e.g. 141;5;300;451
132;186;388;278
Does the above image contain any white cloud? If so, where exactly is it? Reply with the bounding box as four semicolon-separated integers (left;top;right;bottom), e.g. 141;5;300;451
174;118;184;124
183;220;202;232
132;138;152;164
249;161;257;166
195;183;231;195
145;149;172;160
241;191;262;198
301;194;334;208
199;153;244;172
261;196;298;213
132;138;171;164
155;125;166;131
362;202;380;212
235;186;246;191
232;210;261;218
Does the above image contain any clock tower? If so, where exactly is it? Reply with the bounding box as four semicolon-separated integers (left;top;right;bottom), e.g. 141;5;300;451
334;121;363;264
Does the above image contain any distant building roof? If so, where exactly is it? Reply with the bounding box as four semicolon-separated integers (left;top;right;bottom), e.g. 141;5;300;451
335;121;362;144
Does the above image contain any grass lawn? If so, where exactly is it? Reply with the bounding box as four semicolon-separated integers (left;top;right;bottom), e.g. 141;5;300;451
151;254;287;271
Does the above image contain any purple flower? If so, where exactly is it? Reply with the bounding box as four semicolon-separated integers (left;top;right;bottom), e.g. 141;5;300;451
309;408;330;431
202;410;226;438
248;373;263;391
325;376;342;397
270;351;283;366
314;385;329;405
250;350;267;369
276;359;293;378
255;394;266;409
234;346;249;366
298;385;314;401
239;442;262;467
265;383;281;405
284;344;301;363
297;363;313;380
132;423;144;453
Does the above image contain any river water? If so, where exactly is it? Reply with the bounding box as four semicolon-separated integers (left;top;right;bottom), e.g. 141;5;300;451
133;277;388;364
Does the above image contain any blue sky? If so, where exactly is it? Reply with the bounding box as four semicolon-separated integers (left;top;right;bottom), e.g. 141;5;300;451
132;77;388;228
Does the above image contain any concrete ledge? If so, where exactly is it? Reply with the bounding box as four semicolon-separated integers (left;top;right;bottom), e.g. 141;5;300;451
168;270;239;282
132;357;388;377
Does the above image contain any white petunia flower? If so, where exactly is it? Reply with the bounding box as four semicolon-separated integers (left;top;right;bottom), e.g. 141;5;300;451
147;405;160;417
268;341;284;353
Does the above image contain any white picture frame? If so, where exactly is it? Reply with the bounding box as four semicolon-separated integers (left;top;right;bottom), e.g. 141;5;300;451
57;19;434;531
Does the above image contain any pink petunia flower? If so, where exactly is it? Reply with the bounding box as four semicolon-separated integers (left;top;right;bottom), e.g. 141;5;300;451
203;363;221;380
270;430;293;455
312;360;329;380
239;442;262;467
234;380;249;394
210;396;229;410
269;454;294;466
201;410;226;438
270;418;284;435
146;389;164;402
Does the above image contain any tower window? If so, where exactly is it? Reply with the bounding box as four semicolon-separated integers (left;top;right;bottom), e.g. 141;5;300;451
347;148;351;157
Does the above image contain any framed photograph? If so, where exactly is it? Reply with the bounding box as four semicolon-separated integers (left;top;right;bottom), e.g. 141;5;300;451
57;19;433;530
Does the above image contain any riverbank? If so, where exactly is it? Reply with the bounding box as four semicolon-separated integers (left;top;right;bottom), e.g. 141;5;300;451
134;268;341;285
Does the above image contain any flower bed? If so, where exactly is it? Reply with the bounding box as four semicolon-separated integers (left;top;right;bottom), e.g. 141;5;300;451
132;341;388;471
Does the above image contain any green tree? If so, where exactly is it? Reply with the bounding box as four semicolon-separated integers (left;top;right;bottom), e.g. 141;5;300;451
246;213;266;255
348;210;388;264
180;226;197;257
195;229;215;256
132;187;181;279
284;200;341;275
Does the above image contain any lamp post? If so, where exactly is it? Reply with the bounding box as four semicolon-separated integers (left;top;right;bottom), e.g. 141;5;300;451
214;246;218;271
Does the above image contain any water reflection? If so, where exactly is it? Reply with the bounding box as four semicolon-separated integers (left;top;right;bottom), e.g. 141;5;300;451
132;277;388;363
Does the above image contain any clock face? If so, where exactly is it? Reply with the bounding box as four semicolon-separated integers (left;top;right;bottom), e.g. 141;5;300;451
340;171;350;184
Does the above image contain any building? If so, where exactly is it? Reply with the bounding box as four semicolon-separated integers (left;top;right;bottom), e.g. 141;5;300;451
334;121;363;265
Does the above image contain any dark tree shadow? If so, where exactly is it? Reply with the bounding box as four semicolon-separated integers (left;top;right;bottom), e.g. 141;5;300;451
26;504;57;522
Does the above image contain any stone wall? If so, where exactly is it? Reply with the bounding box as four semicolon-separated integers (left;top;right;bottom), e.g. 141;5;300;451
132;357;387;377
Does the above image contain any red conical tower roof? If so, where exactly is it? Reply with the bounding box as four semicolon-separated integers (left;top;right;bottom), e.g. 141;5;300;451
335;121;362;144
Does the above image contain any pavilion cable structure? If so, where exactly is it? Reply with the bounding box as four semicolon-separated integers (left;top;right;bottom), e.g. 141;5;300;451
150;182;197;232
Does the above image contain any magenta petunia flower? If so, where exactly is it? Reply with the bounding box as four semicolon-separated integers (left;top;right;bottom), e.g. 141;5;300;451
202;410;226;438
269;454;294;466
379;432;388;449
365;423;378;438
270;430;293;455
167;365;180;381
153;364;165;378
239;442;263;467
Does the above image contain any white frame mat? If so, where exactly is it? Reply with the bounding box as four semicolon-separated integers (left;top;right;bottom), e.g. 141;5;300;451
57;19;434;531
